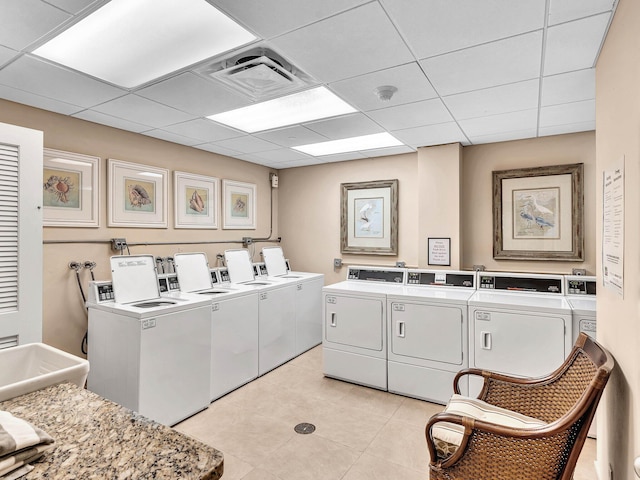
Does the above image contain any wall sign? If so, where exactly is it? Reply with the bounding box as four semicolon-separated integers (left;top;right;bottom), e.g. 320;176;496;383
428;237;451;266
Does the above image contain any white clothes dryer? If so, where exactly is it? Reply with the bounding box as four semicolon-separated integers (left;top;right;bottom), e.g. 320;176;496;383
225;249;297;376
173;252;259;402
86;255;211;426
322;266;406;390
386;269;476;404
565;274;597;437
262;246;324;355
468;272;573;396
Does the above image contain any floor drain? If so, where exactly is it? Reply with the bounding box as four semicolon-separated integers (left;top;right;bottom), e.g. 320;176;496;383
294;423;316;434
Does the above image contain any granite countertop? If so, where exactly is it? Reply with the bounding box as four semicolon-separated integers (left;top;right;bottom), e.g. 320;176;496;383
0;383;223;479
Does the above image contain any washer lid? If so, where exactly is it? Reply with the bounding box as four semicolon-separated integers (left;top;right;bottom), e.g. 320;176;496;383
225;249;255;283
174;252;213;293
110;255;160;304
262;246;288;277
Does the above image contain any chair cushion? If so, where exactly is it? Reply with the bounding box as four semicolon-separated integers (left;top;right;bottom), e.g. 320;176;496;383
431;394;546;458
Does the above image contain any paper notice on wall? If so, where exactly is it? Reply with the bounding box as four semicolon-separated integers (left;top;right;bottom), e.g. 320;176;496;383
602;156;624;297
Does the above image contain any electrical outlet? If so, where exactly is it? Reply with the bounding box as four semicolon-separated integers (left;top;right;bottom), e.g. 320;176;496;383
333;258;342;268
111;238;127;252
395;261;406;268
242;237;253;247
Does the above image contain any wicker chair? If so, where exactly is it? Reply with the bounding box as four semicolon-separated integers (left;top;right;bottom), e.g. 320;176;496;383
425;333;614;480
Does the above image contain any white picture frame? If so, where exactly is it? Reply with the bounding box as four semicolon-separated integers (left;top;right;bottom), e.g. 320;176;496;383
174;171;219;229
108;158;168;228
222;179;256;229
43;148;99;227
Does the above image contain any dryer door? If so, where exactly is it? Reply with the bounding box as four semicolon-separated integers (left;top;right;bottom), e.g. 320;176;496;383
472;310;567;378
324;295;384;351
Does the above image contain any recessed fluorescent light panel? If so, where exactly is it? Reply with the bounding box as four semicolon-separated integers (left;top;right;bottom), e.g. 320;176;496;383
33;0;256;88
292;132;404;156
207;86;356;132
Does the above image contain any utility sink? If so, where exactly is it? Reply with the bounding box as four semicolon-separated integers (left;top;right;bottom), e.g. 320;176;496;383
0;343;89;401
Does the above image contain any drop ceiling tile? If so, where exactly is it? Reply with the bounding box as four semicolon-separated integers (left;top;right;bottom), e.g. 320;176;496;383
214;135;280;154
544;14;610;76
142;129;201;147
45;0;102;15
459;109;538;137
391;122;468;147
72;109;151;133
270;2;414;83
443;79;539;120
211;0;369;39
548;0;614;25
367;98;452;131
244;148;311;163
193;143;243;158
542;69;595;106
360;145;415;158
277;157;327;168
0;55;126;107
317;152;367;163
162;119;243;143
254;125;328;147
329;63;437;112
304;113;385;140
0;0;71;50
539;120;595;137
420;31;543;96
0;83;83;115
468;128;538;145
0;46;18;67
136;73;251;117
382;0;545;58
91;94;195;129
539;99;595;128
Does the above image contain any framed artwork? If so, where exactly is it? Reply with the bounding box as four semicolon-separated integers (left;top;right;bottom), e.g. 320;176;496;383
428;238;451;266
107;158;168;228
493;163;584;261
222;179;256;229
43;148;99;227
174;171;219;229
340;179;398;255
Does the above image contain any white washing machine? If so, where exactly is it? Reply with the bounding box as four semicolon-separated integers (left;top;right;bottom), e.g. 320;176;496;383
565;274;597;437
86;255;211;426
322;266;406;390
386;269;476;404
173;252;259;402
468;272;573;396
225;249;297;376
262;246;324;355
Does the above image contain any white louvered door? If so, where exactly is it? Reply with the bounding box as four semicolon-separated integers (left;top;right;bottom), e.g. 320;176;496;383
0;122;43;347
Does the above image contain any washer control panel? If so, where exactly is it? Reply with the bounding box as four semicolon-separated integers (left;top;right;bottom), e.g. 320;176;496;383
477;273;563;294
406;270;475;288
565;275;596;296
347;266;406;284
88;281;114;304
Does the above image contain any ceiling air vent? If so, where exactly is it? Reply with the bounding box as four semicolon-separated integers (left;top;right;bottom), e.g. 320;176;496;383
203;48;312;100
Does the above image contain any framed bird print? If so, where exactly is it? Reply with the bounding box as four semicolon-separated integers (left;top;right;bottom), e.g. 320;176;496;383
174;171;219;229
340;179;398;255
222;179;256;229
107;159;168;228
493;163;584;261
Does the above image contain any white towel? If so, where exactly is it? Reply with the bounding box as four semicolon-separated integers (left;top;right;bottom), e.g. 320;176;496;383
0;411;54;478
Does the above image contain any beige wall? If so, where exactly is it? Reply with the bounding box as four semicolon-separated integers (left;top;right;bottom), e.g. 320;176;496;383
462;132;596;274
595;0;640;477
279;132;597;288
0;99;277;358
278;153;419;286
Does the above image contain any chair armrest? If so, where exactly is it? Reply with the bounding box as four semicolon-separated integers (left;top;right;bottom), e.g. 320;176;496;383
426;411;550;470
453;368;485;395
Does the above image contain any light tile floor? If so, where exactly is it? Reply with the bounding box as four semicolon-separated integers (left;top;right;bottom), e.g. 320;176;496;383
174;346;597;480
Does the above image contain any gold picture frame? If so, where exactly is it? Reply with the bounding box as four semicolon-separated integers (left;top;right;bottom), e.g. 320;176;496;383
340;179;398;255
493;163;584;261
